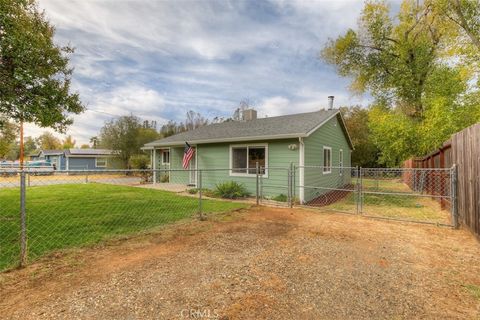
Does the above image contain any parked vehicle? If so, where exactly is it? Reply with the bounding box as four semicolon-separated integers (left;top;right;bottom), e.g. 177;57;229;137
27;160;55;175
0;160;55;176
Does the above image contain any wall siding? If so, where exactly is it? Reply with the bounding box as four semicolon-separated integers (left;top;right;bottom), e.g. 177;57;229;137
164;140;299;198
303;115;352;202
154;115;351;202
68;157;123;170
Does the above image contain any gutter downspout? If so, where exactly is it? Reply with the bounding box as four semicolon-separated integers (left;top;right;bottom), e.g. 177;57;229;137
298;137;305;204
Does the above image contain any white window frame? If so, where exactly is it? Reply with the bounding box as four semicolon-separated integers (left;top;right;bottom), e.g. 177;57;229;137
229;143;268;177
161;149;170;165
323;146;332;174
95;157;108;168
339;149;343;168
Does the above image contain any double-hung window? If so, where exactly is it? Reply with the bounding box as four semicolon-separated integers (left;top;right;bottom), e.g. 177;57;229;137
339;149;343;168
323;146;332;174
96;157;108;168
162;150;170;164
230;144;267;176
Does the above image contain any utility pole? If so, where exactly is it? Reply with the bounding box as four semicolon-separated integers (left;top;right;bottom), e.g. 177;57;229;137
19;121;24;169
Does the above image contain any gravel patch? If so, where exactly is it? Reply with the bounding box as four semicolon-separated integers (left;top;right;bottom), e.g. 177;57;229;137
1;207;479;319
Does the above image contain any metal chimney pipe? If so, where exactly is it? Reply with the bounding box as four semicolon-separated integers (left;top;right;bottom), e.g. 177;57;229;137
328;96;334;110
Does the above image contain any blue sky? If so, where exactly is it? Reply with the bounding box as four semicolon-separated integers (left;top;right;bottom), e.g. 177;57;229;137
29;0;377;144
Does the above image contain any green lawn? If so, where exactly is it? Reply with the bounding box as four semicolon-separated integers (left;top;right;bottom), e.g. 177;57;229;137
327;193;447;220
0;183;247;271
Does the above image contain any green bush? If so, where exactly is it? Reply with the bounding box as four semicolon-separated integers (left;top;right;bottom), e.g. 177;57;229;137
129;154;150;170
214;181;250;199
272;194;288;202
160;174;170;183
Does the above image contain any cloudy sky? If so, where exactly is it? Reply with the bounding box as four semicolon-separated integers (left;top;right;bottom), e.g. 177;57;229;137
30;0;379;145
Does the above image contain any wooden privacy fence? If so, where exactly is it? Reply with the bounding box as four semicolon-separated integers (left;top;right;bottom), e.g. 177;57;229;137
404;123;480;237
451;123;480;238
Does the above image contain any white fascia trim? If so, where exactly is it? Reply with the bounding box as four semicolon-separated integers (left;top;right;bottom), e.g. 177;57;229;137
66;154;115;158
229;143;269;178
298;137;305;204
145;133;305;148
304;111;339;137
337;111;355;150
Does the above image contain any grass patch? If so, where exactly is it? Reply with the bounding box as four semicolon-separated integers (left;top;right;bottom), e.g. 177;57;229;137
0;183;247;271
321;188;449;223
463;284;480;300
271;194;288;202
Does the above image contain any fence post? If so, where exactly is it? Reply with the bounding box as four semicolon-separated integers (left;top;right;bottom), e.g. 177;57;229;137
289;163;293;208
85;170;89;184
451;164;459;229
291;163;297;208
19;171;27;267
355;166;360;214
198;170;205;221
259;166;264;200
256;162;259;205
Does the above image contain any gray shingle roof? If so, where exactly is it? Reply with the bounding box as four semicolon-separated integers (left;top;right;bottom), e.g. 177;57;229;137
66;149;115;156
145;109;350;147
41;150;64;155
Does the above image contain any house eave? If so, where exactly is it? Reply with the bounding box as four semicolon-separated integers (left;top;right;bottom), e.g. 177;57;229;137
143;133;307;148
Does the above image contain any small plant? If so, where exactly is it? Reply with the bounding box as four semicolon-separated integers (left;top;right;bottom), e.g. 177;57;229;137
272;194;288;202
214;181;250;199
188;188;215;197
160;174;169;183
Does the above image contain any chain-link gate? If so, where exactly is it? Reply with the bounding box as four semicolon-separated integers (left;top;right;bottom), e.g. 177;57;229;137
295;165;457;226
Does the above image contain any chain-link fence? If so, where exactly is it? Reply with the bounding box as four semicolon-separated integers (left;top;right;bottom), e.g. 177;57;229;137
296;165;457;226
0;165;458;271
0;168;250;271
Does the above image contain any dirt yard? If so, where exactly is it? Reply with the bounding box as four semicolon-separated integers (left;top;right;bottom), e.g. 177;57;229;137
1;207;479;319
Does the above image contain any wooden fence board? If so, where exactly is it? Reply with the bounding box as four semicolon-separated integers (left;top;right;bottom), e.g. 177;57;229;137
452;123;480;237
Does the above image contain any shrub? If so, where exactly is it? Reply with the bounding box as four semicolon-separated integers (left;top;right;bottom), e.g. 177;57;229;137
187;188;198;194
160;174;169;183
214;181;250;199
272;194;288;202
129;154;151;183
129;154;150;170
187;188;214;197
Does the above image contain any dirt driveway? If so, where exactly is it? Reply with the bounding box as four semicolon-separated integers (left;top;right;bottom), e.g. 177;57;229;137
1;207;479;319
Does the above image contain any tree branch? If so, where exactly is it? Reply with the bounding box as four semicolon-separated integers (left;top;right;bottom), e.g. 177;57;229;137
452;0;480;50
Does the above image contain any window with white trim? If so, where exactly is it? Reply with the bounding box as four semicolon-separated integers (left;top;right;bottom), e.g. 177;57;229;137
230;145;267;175
96;157;107;168
323;146;331;174
162;150;170;164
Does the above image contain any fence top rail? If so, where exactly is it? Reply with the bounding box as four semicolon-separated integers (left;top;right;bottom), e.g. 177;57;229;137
297;165;356;170
361;167;453;172
0;167;293;174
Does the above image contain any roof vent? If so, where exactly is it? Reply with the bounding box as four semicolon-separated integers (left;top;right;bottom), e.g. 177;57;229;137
242;109;257;121
328;96;334;110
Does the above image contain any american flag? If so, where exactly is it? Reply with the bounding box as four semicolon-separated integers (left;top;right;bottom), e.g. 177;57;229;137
182;142;195;169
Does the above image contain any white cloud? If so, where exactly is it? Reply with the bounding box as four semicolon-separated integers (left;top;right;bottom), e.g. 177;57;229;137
30;0;380;145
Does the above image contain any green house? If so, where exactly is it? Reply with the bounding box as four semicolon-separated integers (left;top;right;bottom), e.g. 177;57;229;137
143;108;353;204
